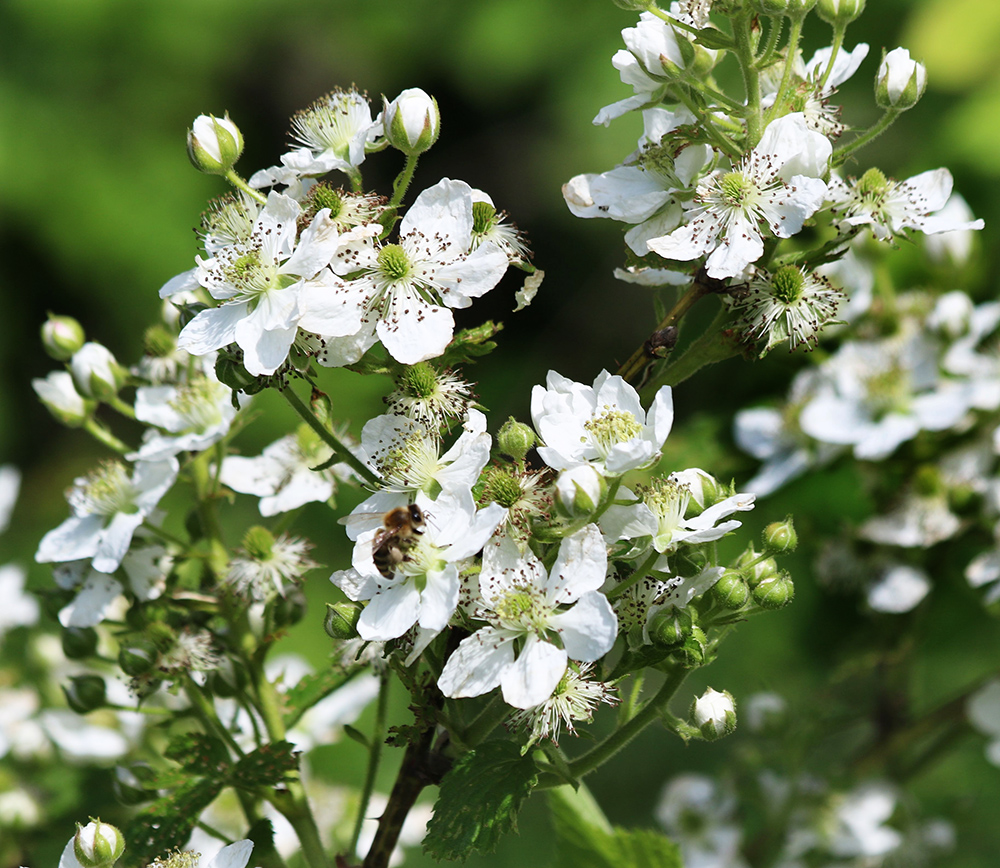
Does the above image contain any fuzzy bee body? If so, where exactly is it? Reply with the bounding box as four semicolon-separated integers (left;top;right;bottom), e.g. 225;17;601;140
372;504;426;579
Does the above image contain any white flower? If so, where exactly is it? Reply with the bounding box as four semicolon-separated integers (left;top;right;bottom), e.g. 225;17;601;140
332;488;506;642
0;464;20;534
825;783;903;858
866;564;931;613
130;369;239;460
924;193;979;264
40;709;129;762
220;424;357;517
469;190;531;263
828;167;984;243
965;524;1000;605
859;491;960;548
967;679;1000;765
647;113;830;280
437;527;616;708
206;840;255;868
227;531;317;599
36;459;178;574
251;88;380;189
0;564;39;635
298;178;510;366
655;774;745;868
531;369;673;475
564;107;713;255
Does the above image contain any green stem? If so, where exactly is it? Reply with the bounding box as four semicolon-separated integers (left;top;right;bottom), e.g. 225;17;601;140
386;154;420;211
350;670;391;855
224;169;268;205
734;11;763;146
832;109;901;165
107;395;136;419
280;384;381;487
564;666;689;781
460;693;506;748
762;15;805;129
674;88;741;159
83;418;130;454
817;24;847;92
755;15;784;69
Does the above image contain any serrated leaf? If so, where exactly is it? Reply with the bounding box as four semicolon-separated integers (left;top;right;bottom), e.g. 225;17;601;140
423;741;538;860
165;732;231;774
124;777;223;863
282;666;359;729
548;786;681;868
437;321;503;367
230;740;300;789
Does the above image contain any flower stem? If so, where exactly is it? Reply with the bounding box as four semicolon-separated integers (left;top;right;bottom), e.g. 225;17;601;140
762;14;805;129
280;383;381;487
817;24;847;92
224;169;268;205
563;666;689;781
606;551;659;603
83;418;130;454
350;669;391;856
832;109;901;164
386;153;420;211
734;10;764;146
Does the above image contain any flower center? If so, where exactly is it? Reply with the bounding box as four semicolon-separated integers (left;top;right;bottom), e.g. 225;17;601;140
719;170;756;208
377;243;413;282
168;378;227;432
493;586;548;632
584;408;643;453
863;364;912;418
292;89;369;157
643;477;692;538
472;200;497;235
72;462;138;516
481;467;526;509
770;265;805;306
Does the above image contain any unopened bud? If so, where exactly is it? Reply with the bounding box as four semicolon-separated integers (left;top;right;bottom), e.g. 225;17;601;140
497;417;536;462
383;89;440;156
325;601;362;640
876;48;926;111
690;687;737;740
711;570;750;609
73;819;126;868
42;314;85;361
118;638;159;676
187;113;244;175
762;517;797;553
61;626;99;660
33;371;92;427
752;572;795;609
69;343;125;401
816;0;865;24
648;605;696;649
63;675;106;714
555;465;607;517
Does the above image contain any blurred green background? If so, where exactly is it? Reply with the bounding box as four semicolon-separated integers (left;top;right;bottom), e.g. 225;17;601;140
4;0;1000;865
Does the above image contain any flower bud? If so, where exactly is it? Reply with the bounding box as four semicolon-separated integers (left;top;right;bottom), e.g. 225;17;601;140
555;465;607;517
63;675;107;714
648;605;695;649
710;570;750;609
118;638;160;676
674;625;709;668
752;572;795;609
325;601;362;640
497;417;537;462
73;819;126;868
762;517;798;553
61;626;99;660
42;314;85;361
751;0;817;17
33;371;92;427
382;88;440;156
69;342;125;401
876;48;927;111
112;763;157;806
816;0;865;24
690;687;737;740
187;113;244;175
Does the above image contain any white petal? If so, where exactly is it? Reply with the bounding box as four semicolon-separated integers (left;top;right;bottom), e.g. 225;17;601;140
437;628;513;698
177;303;247;355
358;582;421;640
500;636;567;709
552;591;618;660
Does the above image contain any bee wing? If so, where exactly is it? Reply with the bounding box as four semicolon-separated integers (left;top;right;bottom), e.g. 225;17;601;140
339;491;408;540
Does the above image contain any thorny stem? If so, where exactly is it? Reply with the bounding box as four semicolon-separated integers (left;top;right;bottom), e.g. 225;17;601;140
817;24;847;92
833;109;901;164
224;169;268;205
734;11;763;146
280;383;381;486
755;15;784;69
386;153;420;211
763;15;805;129
616;276;717;385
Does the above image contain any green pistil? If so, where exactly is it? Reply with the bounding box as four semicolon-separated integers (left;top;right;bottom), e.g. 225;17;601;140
719;170;755;207
481;467;525;509
472;201;497;235
585;409;643;452
149;851;201;868
770;265;805;305
377;243;412;281
637;144;680;186
143;324;176;358
494;588;543;629
864;366;911;417
913;464;944;497
242;525;275;561
857;167;888;197
309;184;344;219
397;362;439;399
169;378;223;430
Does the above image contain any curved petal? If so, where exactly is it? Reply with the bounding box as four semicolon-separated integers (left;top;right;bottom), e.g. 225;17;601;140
552;591;618;660
437;628;513;698
500;636;567;709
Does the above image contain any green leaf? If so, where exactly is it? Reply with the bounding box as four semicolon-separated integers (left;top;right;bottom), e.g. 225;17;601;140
164;732;231;775
282;665;359;729
692;26;735;51
343;724;371;748
124;777;224;864
230;740;300;789
549;786;682;868
423;740;538;860
437;321;504;367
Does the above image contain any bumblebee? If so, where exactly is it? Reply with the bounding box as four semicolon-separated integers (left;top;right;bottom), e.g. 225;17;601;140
372;504;426;579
